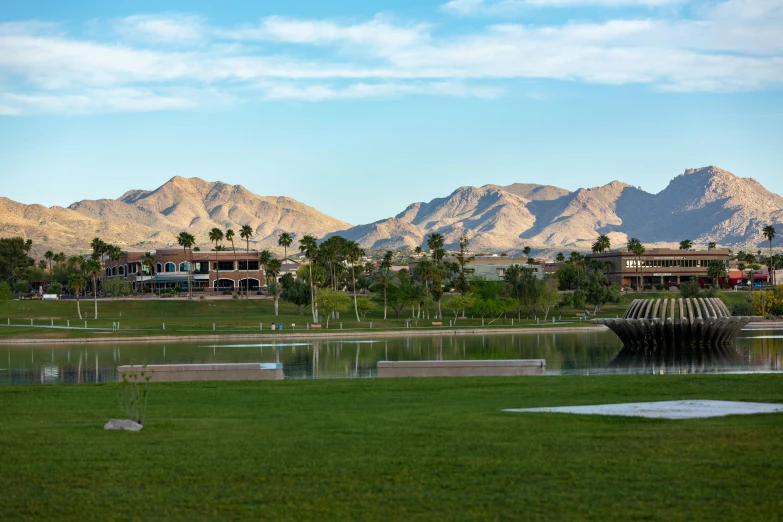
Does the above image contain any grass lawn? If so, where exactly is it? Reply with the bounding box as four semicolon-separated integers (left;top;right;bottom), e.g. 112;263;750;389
0;291;752;340
1;375;782;520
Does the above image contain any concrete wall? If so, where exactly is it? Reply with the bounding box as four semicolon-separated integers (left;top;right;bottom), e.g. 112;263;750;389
377;359;545;378
118;363;284;382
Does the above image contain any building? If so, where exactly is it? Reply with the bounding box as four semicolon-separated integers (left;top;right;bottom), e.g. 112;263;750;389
103;248;265;292
464;256;545;281
587;248;730;287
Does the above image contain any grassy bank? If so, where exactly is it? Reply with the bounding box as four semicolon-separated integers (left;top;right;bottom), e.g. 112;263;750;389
1;375;782;520
0;291;752;341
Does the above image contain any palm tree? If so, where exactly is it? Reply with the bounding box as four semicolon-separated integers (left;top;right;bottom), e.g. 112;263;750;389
44;250;54;272
679;239;692;250
427;233;445;263
299;235;319;323
556;252;565;263
376;267;394;320
265;258;283;315
226;229;237;292
208;228;224;294
67;273;85;319
84;259;101;319
240;225;253;297
592;235;611;254
627;238;646;290
708;241;717;250
763;225;776;286
259;250;273;278
141;252;156;294
278;232;293;260
345;241;365;322
523;246;532;261
177;231;196;299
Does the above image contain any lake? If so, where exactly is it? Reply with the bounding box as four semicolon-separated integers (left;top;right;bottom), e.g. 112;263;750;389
1;328;781;384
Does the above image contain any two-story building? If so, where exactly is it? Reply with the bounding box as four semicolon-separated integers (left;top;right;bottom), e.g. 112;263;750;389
587;248;730;287
103;248;265;292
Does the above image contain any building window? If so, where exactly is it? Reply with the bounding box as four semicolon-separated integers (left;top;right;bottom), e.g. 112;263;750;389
165;262;176;273
214;261;234;271
119;266;125;276
156;263;162;274
238;260;260;270
179;262;191;272
497;268;505;277
193;262;210;274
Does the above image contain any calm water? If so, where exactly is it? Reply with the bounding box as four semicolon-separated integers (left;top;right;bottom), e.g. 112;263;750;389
1;329;781;384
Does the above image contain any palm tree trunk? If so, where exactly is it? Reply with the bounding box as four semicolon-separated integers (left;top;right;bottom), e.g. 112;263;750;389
352;264;360;322
309;262;316;323
188;247;193;300
274;296;279;316
76;296;82;320
93;276;98;319
383;285;387;320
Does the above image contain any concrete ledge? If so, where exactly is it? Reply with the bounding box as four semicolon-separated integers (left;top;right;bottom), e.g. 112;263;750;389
118;363;284;382
377;359;545;378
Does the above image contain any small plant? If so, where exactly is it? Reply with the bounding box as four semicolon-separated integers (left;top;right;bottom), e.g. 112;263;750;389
116;365;153;425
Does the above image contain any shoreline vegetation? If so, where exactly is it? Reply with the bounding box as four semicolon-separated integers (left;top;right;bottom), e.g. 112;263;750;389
0;290;775;344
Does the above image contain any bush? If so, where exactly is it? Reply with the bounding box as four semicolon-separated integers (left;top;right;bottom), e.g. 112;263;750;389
731;301;755;316
679;281;701;299
232;294;238;299
222;290;232;295
0;281;12;301
48;282;63;294
655;284;665;291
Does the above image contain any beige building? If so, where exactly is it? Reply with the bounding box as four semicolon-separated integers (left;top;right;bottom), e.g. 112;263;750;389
588;248;730;287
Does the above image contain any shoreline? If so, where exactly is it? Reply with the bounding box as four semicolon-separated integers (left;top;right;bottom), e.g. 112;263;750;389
0;324;608;345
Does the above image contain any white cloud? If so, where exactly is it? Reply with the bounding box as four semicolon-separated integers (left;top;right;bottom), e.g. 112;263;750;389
0;1;781;115
442;0;682;15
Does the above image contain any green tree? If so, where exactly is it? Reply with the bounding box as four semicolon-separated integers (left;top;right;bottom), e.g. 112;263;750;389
679;239;692;250
427;233;445;263
0;281;12;301
141;252;155;294
84;259;101;319
208;228;224;293
355;296;375;321
592;235;611;254
708;241;717;250
373;267;395;319
278;232;293;260
536;276;561;321
299;235;319;323
523;246;532;262
556;252;565;263
763;224;776;286
316;287;350;328
707;259;728;285
67;273;85;319
266;258;283;315
281;279;311;314
345;241;365;322
627;238;645;290
44;250;54;273
442;293;474;324
455;236;474;295
177;232;196;299
240;225;253;298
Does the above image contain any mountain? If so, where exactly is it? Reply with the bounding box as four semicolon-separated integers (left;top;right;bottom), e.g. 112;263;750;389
2;177;351;256
2;167;781;258
329;166;783;253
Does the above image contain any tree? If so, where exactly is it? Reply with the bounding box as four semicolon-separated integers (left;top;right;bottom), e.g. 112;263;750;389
299;235;319;323
240;225;253;297
67;273;85;319
141;252;156;293
208;228;224;293
316;288;350;328
373;268;395;319
556;252;565;263
376;283;407;318
627;238;645;290
708;241;717;250
84;259;101;319
763;224;776;286
345;241;365;322
265;258;283;315
427;233;445;263
455;236;474;295
679;239;692;250
523;246;532;261
592;235;611;254
281;279;311;314
177;231;196;299
44;250;54;272
707;260;728;286
443;293;474;324
536;277;560;321
278;232;294;260
356;297;375;321
226;229;237;291
584;269;619;314
259;250;272;279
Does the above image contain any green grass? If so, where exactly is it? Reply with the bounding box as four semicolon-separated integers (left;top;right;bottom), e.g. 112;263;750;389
0;291;752;340
1;375;782;520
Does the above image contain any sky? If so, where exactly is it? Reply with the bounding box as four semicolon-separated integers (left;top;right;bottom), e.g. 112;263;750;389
0;0;781;225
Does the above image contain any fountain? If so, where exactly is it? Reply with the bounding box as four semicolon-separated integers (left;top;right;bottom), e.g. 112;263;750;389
592;297;759;347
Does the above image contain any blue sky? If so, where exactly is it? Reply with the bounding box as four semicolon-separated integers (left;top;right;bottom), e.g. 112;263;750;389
0;0;781;225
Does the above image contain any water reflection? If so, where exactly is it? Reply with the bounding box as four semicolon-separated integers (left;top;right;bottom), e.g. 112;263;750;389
1;328;781;384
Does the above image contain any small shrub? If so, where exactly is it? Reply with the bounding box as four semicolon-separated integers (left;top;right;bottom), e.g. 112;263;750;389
222;290;232;295
116;365;153;424
232;294;238;299
731;301;755;316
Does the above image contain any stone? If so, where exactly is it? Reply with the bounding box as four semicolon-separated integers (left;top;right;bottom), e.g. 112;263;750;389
104;419;143;431
504;400;783;420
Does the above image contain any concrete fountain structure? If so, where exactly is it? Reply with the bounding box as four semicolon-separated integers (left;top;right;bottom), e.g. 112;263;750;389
592;297;758;347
